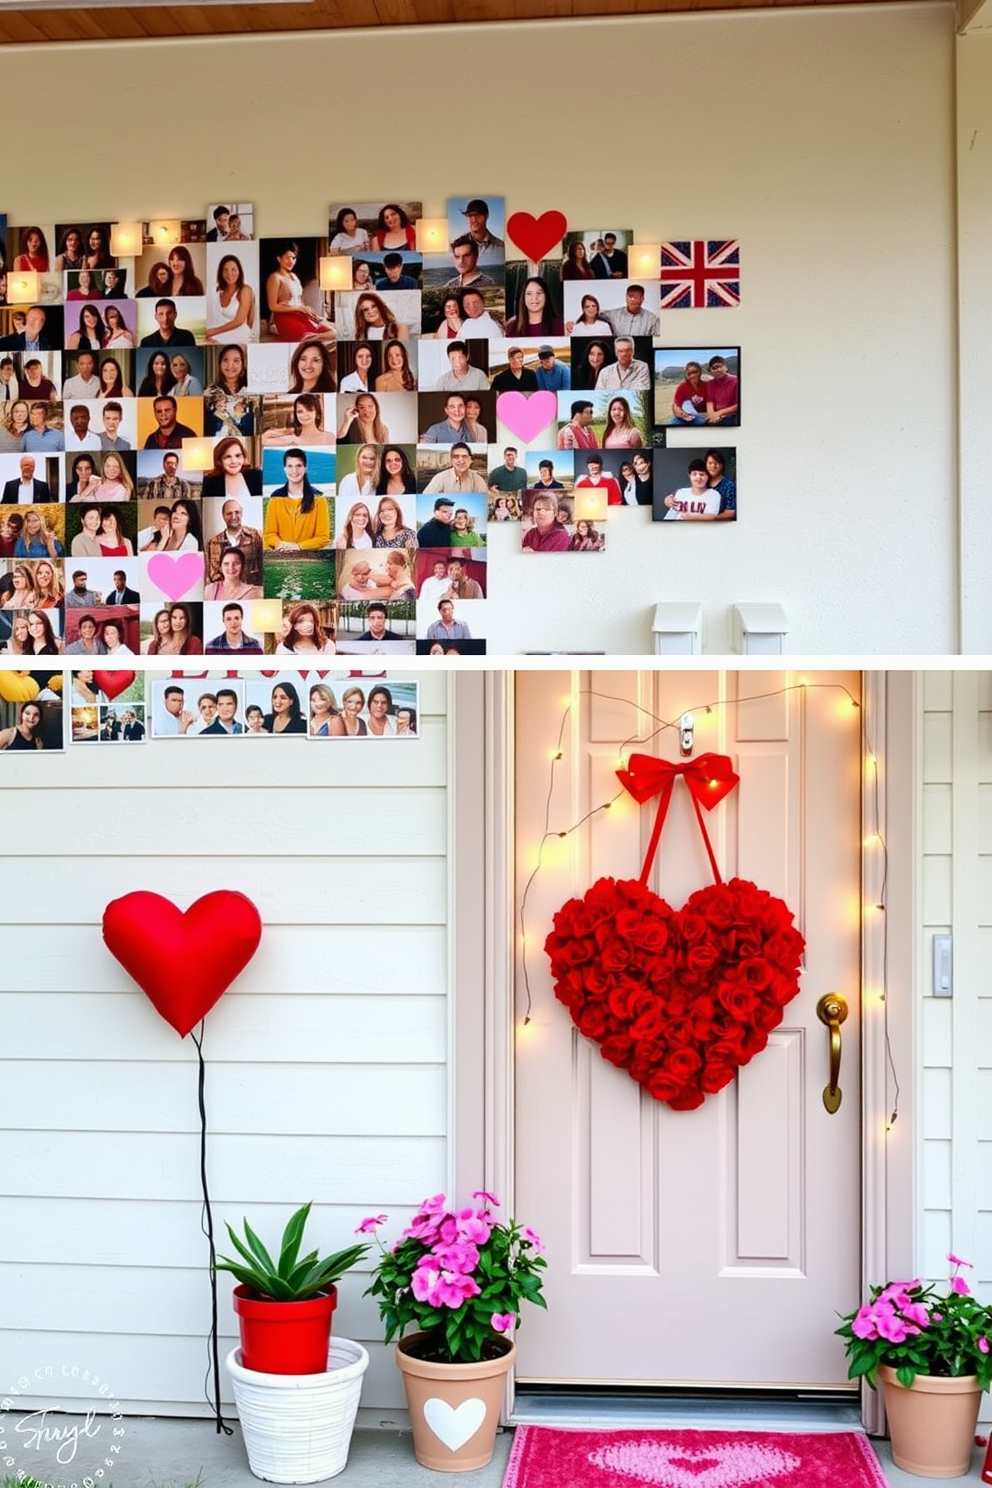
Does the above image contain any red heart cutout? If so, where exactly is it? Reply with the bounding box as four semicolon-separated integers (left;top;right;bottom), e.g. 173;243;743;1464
103;890;262;1037
545;876;805;1110
507;210;567;263
93;671;136;702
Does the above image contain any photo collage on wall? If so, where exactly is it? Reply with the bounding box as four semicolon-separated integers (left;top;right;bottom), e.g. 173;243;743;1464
0;668;418;751
0;204;739;659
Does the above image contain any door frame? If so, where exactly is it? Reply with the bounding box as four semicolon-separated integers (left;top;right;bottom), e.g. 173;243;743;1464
455;669;917;1427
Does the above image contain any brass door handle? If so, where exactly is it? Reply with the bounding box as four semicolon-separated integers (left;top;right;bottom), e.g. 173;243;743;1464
816;993;849;1114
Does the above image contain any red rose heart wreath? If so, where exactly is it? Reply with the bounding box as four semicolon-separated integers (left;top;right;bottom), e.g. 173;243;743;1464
544;752;805;1110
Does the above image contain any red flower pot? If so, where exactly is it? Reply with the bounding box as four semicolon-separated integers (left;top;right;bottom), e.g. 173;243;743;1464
233;1284;337;1375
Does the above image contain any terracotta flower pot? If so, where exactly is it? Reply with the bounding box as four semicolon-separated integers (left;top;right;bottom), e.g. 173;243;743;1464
395;1332;515;1472
879;1364;984;1478
233;1284;337;1375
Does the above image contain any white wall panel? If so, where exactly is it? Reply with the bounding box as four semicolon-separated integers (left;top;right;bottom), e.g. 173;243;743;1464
0;676;452;1414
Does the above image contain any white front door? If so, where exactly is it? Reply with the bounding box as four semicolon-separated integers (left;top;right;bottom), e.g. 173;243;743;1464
513;670;862;1388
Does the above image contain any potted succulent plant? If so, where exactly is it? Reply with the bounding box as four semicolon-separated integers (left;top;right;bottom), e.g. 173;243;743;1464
837;1252;992;1478
215;1201;369;1375
360;1191;547;1472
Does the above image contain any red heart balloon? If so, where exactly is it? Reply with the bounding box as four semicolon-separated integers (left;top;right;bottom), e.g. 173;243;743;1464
507;210;568;263
103;890;262;1037
545;876;805;1110
94;671;137;702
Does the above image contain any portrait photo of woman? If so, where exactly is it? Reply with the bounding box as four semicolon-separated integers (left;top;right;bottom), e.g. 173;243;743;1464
206;253;257;344
203;546;261;602
336;445;378;503
264;240;335;342
262;393;334;448
102;305;135;350
67;305;107;352
375;339;416;393
288;340;336;395
201;436;263;499
337;392;389;445
263;681;307;734
276;603;336;655
370;204;417;253
14;227;50;273
168;246;205;298
98;358;134;398
329;208;371;256
137;351;175;400
505;276;564;338
308;683;344;737
0;700;46;750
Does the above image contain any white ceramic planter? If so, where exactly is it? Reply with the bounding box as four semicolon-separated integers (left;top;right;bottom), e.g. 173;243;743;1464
226;1338;369;1484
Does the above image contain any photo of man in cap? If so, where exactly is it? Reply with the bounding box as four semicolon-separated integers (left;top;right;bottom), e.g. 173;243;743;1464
452;198;505;265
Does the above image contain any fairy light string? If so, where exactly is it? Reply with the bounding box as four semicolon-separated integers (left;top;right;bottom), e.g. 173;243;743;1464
518;680;894;1134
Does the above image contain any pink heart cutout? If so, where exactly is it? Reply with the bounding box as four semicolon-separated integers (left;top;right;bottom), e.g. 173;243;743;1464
147;552;205;601
507;210;568;262
496;390;558;444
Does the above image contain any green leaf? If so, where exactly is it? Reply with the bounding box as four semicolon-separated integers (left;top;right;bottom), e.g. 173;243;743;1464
242;1218;277;1276
277;1202;313;1279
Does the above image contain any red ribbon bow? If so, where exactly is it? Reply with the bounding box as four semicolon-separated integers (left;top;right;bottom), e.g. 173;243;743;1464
616;752;739;808
615;752;740;885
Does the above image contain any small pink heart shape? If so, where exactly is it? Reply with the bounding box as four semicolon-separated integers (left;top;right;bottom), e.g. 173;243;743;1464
147;552;205;601
507;210;568;263
496;390;558;444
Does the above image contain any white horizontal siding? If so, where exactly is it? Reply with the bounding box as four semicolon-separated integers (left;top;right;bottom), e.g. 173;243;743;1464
1;1062;446;1135
0;669;454;1414
3;1330;401;1418
0;856;447;925
2;1198;416;1269
918;672;991;1423
0;992;447;1059
0;926;446;994
8;1132;445;1203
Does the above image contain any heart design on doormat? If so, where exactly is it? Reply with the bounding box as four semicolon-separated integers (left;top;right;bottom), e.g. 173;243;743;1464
496;390;558;444
147;551;205;600
102;890;262;1037
588;1440;801;1488
422;1397;487;1451
506;210;568;262
545;875;805;1111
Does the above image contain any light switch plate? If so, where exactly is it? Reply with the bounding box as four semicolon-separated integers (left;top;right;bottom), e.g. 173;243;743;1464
932;933;952;997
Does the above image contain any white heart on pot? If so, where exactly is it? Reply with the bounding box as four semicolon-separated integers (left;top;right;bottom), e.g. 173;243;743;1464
422;1396;487;1451
588;1440;801;1488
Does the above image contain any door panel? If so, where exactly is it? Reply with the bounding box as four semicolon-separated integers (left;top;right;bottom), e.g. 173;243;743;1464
514;670;861;1388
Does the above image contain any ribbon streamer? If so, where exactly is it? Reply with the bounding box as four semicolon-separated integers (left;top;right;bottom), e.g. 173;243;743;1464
615;752;740;885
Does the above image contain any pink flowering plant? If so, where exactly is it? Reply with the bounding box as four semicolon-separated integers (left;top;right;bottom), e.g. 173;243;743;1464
358;1192;547;1363
836;1254;992;1390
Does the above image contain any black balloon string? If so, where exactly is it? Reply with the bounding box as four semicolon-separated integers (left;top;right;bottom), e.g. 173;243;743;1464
189;1022;233;1435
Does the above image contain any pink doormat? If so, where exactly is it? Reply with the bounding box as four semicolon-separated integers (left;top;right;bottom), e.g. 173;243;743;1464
503;1425;888;1488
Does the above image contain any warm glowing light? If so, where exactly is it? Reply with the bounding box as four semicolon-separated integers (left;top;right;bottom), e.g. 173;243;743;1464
181;437;215;471
319;256;352;292
7;271;40;305
110;221;141;256
417;219;448;253
573;486;609;522
627;243;661;277
251;599;284;632
149;220;181;247
863;832;882;846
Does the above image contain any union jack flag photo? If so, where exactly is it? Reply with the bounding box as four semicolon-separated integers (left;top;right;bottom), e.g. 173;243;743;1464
660;240;740;310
